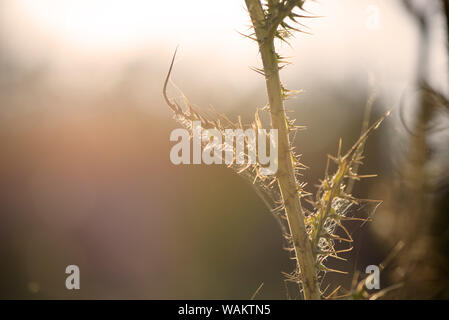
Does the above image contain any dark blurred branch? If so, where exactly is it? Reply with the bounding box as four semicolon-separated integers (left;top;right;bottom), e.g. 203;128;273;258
442;0;449;50
389;0;449;299
402;0;430;79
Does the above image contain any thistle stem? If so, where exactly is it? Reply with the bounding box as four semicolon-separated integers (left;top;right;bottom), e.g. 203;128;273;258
245;0;320;300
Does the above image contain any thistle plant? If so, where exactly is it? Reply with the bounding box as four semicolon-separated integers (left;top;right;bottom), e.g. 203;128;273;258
164;0;389;300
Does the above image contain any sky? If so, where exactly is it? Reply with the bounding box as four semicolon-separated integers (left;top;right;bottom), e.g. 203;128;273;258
0;0;447;108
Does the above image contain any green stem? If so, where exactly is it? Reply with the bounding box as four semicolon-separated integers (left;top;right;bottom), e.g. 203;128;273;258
245;0;320;300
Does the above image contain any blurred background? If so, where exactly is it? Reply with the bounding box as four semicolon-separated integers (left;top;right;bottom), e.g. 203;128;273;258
0;0;448;299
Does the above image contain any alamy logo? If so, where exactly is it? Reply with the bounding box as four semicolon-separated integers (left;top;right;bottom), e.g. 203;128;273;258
65;265;80;290
169;121;278;175
365;265;380;290
365;5;381;31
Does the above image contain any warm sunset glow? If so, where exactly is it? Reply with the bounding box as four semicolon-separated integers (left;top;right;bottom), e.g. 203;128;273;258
15;0;249;50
